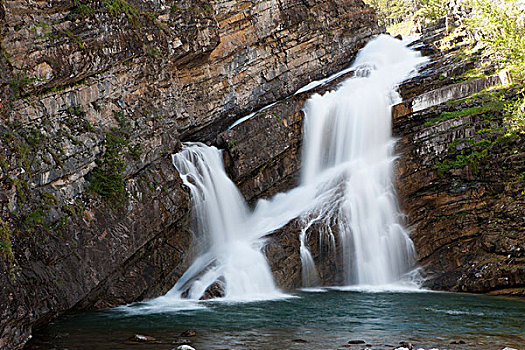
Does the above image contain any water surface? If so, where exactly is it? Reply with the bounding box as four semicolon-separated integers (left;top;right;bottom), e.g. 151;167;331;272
27;290;525;349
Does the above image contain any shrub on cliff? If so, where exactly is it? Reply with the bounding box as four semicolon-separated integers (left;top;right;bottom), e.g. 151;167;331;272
88;130;129;207
465;0;525;78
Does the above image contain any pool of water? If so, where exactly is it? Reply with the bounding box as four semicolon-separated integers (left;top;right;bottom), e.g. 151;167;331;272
26;289;525;349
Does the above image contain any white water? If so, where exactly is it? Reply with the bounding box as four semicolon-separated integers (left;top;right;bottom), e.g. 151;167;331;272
166;143;283;301
141;35;427;306
299;35;427;285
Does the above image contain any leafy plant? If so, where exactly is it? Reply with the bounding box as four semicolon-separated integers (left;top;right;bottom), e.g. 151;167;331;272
71;0;94;15
416;0;447;22
9;73;37;98
88;130;129;207
102;0;138;20
88;113;132;207
465;0;525;79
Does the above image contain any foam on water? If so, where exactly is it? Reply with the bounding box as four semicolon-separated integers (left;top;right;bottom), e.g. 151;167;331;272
115;296;207;315
328;283;429;294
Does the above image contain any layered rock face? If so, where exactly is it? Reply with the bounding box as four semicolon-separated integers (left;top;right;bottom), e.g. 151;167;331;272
0;0;380;348
394;88;525;295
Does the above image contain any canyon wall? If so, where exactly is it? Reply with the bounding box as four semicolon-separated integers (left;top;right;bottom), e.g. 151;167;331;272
394;86;525;295
0;0;381;348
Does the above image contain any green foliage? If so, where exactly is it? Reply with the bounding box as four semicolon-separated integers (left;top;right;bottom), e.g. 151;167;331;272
102;0;138;20
503;87;525;131
425;105;491;126
60;28;85;49
71;0;94;15
0;220;15;279
0;221;14;260
21;127;45;148
23;208;47;234
425;92;505;126
202;4;213;13
434;136;497;177
365;0;447;32
41;192;58;208
1;41;12;64
9;73;37;99
15;140;33;173
416;0;447;22
145;44;161;58
129;143;142;161
465;0;525;79
433;86;525;177
14;179;30;204
88;114;131;207
67;105;86;117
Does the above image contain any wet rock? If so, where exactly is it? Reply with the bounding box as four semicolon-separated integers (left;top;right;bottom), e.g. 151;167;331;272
392;17;525;295
396;341;414;350
200;281;225;300
264;215;345;290
292;338;308;343
450;340;466;344
348;339;366;344
127;334;157;343
180;330;197;337
175;346;196;350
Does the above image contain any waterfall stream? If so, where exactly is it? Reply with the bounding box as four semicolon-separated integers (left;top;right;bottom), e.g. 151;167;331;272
166;143;281;300
157;35;427;303
299;35;427;286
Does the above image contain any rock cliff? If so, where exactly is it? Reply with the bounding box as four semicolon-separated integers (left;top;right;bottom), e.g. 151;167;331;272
394;82;525;295
0;0;380;348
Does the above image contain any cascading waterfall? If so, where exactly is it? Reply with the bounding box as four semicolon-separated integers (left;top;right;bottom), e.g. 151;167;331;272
155;35;427;303
299;35;427;286
166;143;281;300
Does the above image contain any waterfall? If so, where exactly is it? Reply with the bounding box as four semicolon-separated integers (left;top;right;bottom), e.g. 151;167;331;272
160;34;427;302
298;35;427;285
167;143;281;300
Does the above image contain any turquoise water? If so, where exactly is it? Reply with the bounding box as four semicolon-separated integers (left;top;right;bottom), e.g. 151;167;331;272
26;290;524;349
